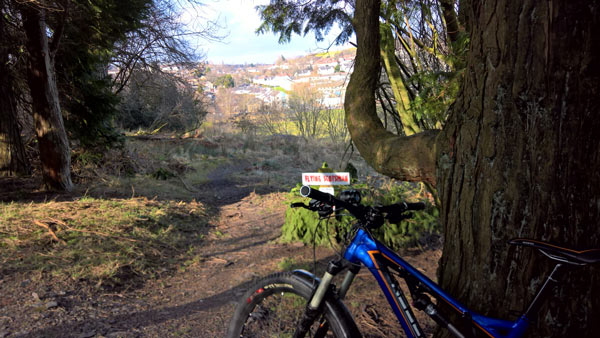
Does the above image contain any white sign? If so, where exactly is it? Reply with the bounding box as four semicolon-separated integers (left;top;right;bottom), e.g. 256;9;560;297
319;187;335;196
302;172;351;186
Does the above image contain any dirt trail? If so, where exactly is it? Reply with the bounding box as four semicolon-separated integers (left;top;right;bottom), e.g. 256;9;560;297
1;164;440;337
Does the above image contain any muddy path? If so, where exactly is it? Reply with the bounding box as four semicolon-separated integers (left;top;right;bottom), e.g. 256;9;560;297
1;163;440;337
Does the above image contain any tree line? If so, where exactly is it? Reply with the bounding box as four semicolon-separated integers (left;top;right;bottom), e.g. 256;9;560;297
0;0;217;191
257;83;348;144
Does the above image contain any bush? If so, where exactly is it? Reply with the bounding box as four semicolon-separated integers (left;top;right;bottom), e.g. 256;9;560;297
117;69;207;132
281;181;440;251
214;74;235;88
151;168;176;180
282;184;335;245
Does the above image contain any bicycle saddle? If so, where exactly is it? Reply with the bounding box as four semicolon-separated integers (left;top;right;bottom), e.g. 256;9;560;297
509;238;600;265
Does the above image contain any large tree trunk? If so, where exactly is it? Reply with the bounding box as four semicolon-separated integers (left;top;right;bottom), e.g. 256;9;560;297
0;9;30;177
21;5;73;191
435;1;600;336
345;0;600;336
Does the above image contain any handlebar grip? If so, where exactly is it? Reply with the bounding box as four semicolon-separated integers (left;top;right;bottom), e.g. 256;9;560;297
379;201;426;214
405;202;426;211
299;186;334;204
381;201;426;224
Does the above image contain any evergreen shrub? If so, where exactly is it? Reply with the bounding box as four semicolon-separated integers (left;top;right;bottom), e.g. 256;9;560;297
281;181;440;251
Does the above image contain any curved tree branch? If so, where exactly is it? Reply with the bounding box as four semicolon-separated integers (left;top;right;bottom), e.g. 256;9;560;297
380;23;419;136
344;0;439;186
440;0;460;44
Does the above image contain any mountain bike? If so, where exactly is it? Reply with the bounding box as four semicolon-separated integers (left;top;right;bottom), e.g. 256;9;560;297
226;186;600;337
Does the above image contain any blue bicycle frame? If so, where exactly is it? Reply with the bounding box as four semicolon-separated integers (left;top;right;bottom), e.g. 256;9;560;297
343;228;530;338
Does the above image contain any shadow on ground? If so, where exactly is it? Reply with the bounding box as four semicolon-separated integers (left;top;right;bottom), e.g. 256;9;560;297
19;255;338;338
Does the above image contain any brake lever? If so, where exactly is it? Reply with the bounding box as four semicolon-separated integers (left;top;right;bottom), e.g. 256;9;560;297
290;201;334;217
387;212;413;224
290;202;307;209
290;201;327;213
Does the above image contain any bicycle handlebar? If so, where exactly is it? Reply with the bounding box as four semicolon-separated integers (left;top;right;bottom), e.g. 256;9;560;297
378;201;426;213
299;185;351;208
298;185;425;228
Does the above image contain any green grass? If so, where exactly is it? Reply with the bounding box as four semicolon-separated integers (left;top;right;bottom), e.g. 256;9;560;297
277;257;297;271
315;50;343;58
277;257;311;271
273;86;289;94
256;109;346;140
82;137;231;200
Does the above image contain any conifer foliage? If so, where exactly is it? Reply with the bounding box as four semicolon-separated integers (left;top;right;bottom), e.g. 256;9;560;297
0;0;217;190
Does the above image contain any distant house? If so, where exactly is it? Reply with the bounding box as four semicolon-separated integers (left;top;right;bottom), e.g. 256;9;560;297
320;97;343;108
276;91;288;104
317;65;335;75
203;81;216;93
296;70;312;77
294;77;311;84
340;61;354;73
327;74;347;82
160;64;180;73
253;76;293;91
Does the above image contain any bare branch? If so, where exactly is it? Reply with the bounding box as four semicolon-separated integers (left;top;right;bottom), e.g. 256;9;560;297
48;0;67;59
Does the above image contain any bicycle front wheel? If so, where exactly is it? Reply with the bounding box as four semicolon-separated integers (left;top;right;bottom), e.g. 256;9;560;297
226;271;360;338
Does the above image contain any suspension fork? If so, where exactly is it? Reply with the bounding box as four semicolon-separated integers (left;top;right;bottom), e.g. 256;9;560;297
294;259;357;338
338;263;361;299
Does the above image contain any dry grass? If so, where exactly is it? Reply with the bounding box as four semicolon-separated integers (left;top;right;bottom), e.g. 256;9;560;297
1;125;379;287
82;128;377;196
190;126;378;190
0;196;208;288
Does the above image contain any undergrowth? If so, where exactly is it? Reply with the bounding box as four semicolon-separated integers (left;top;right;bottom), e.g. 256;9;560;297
2;127;381;287
282;179;440;251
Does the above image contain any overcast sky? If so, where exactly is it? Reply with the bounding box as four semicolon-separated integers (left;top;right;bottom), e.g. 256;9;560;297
183;0;351;64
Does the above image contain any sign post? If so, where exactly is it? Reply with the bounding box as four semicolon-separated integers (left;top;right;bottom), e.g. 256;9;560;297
302;163;350;196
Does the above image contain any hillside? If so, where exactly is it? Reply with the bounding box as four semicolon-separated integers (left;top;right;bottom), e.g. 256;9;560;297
152;48;357;122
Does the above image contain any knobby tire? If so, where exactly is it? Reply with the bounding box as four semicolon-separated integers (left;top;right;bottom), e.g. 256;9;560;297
226;271;360;338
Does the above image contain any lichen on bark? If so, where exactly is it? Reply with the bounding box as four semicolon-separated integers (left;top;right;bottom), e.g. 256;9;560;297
346;0;600;336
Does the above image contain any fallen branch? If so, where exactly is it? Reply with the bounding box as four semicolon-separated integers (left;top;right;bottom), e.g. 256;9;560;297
48;218;139;243
178;176;199;193
360;305;387;336
33;220;66;245
91;169;109;183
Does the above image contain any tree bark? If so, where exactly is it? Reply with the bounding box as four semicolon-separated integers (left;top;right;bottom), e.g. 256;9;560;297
346;0;600;336
0;72;30;177
0;8;30;177
21;4;73;191
440;0;460;43
344;0;439;185
435;1;600;336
